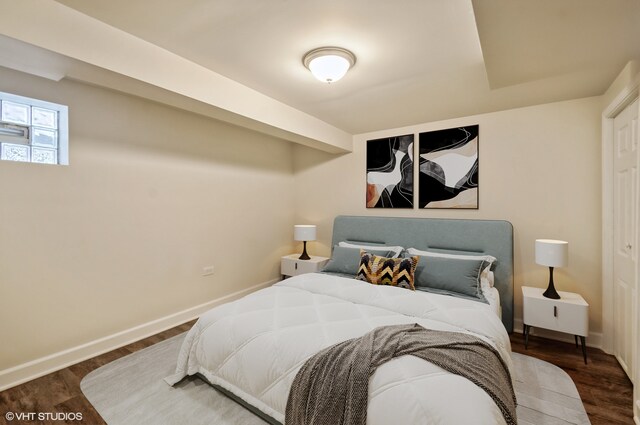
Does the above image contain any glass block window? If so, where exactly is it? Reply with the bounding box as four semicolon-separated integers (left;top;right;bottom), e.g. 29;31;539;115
0;91;68;165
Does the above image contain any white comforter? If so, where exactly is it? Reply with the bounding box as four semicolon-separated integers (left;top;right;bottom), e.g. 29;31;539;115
167;273;513;424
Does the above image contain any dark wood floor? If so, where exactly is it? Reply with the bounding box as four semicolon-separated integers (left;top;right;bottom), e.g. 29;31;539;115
0;321;195;425
0;324;634;424
510;333;634;424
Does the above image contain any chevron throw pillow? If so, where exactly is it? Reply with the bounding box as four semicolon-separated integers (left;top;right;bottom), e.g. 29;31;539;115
356;250;419;290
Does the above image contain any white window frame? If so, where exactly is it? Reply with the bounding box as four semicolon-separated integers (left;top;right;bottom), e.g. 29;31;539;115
0;91;69;165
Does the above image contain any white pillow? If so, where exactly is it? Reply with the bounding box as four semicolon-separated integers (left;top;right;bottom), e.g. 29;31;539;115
486;270;495;288
338;241;404;258
480;272;497;294
406;247;497;264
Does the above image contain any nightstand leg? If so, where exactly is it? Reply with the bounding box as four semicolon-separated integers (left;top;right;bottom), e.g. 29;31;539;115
574;335;578;348
580;336;587;364
524;325;530;349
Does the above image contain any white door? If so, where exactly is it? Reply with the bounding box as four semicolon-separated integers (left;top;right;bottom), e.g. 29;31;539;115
613;98;639;381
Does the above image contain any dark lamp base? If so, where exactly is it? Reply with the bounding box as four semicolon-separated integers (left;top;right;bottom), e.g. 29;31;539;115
542;285;561;299
298;241;311;260
542;266;561;299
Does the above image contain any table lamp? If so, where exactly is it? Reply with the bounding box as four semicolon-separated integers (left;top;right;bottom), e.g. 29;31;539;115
294;225;316;260
535;239;569;299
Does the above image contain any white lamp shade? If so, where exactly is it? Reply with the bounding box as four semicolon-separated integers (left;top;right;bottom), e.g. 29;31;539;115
294;225;316;242
308;55;351;83
535;239;568;267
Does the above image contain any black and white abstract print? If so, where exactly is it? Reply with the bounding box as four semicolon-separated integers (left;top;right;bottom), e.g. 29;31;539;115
418;125;478;209
366;134;413;208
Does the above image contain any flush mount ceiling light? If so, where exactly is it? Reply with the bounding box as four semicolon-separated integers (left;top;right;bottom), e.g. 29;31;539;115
303;47;356;83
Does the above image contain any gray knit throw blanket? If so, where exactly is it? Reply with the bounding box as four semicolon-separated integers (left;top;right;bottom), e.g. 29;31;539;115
285;323;517;425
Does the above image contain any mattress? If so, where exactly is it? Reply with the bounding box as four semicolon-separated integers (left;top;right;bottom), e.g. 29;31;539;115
167;272;512;424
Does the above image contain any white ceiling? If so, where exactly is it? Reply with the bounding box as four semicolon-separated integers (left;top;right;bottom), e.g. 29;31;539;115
19;0;640;134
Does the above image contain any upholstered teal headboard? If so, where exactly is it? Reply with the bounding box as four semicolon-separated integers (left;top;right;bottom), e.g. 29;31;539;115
331;216;514;332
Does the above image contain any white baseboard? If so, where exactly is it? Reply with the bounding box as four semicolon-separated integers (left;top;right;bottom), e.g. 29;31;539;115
513;319;603;349
0;278;279;392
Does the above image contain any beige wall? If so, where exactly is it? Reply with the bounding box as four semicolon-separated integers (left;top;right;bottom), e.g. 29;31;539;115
293;96;603;334
0;67;295;370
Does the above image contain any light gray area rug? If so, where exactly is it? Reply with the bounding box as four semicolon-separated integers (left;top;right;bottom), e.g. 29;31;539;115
512;353;590;424
81;333;590;425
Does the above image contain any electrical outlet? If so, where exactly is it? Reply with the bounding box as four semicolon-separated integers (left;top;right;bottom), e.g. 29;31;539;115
202;265;215;276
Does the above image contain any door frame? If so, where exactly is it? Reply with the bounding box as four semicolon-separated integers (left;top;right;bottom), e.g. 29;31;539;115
601;79;639;356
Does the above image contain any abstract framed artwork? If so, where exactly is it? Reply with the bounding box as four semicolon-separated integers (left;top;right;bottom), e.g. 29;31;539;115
366;134;413;208
418;125;478;209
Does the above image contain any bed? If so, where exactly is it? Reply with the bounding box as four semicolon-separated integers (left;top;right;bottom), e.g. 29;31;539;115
166;216;515;424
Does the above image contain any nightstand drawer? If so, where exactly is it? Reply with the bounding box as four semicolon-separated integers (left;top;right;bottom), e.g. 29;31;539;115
281;259;318;276
281;255;329;277
523;295;588;336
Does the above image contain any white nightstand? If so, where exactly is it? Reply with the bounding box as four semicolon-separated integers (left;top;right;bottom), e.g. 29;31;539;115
522;286;589;363
281;254;329;278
